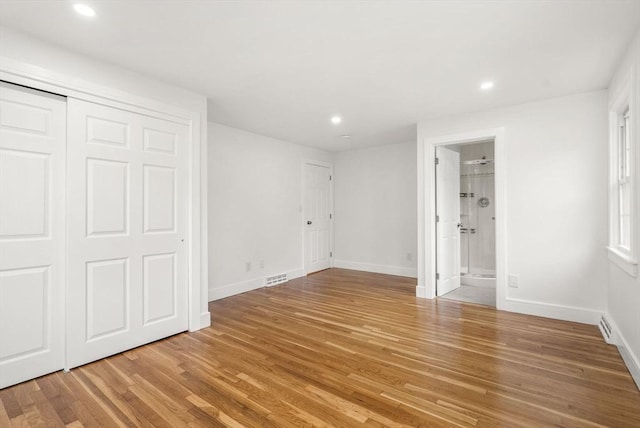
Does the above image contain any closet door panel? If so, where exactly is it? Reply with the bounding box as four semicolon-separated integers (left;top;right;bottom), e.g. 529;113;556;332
0;83;66;389
66;100;188;368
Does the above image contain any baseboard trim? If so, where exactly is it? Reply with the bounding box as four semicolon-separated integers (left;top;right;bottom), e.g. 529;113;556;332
603;313;640;390
619;344;640;390
193;311;211;331
209;268;306;301
504;297;601;325
333;260;417;278
209;277;264;301
416;285;429;298
288;268;305;281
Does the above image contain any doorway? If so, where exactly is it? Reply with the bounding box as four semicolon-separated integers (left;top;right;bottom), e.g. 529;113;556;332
436;140;496;307
303;160;333;274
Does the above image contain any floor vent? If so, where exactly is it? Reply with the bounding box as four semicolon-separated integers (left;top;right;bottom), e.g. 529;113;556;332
266;273;288;287
599;315;614;344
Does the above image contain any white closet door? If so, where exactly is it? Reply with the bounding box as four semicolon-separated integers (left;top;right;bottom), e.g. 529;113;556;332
0;83;66;388
66;99;188;368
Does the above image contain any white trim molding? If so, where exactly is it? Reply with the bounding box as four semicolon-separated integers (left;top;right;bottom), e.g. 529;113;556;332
0;55;211;332
602;312;640;390
208;268;306;301
209;277;265;301
607;246;639;277
333;260;417;278
607;66;638;278
503;298;602;325
417;127;507;310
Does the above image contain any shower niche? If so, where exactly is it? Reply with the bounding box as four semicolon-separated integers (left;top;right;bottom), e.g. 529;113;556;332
459;141;496;287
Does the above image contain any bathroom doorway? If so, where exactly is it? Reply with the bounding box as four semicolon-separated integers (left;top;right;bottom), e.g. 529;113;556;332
436;139;496;306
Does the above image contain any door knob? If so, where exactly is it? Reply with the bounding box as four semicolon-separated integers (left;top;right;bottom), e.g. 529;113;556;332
307;221;312;225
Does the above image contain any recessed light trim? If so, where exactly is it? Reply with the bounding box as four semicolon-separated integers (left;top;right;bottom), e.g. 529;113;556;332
340;135;352;139
330;116;342;125
73;3;96;17
480;81;495;91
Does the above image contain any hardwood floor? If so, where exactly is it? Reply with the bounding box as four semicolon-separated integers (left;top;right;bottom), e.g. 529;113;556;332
1;268;639;427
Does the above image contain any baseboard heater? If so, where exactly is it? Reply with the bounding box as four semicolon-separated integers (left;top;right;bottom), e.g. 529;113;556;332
266;273;288;287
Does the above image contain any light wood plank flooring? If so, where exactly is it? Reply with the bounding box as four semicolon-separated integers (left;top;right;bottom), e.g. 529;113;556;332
1;268;639;427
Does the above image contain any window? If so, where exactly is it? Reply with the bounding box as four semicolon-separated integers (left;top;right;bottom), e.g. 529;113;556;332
608;73;637;276
618;107;631;251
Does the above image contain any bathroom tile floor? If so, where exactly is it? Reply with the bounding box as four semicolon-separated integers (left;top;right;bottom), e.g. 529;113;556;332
441;285;496;307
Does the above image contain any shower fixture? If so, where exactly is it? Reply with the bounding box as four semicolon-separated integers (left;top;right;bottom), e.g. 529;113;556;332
461;158;494;165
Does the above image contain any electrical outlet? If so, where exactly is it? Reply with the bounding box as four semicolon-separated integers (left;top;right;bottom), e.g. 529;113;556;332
245;262;251;272
260;260;265;269
508;274;518;288
406;252;412;261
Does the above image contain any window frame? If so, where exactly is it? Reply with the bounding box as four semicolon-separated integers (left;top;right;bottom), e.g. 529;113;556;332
608;69;638;277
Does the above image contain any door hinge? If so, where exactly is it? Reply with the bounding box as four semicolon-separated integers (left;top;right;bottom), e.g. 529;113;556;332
436;215;440;222
436;273;440;280
329;213;332;219
329;175;332;181
435;157;439;166
330;251;333;258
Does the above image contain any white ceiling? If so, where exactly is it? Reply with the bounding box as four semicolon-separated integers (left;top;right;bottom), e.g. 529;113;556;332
0;1;639;151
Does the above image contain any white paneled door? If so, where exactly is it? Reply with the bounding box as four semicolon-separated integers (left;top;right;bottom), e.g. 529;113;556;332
66;99;188;368
436;146;461;296
0;83;66;388
304;162;332;274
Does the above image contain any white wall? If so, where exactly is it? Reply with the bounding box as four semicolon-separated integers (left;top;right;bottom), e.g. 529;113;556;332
418;90;609;322
333;142;417;277
208;122;332;300
607;27;640;387
0;27;205;113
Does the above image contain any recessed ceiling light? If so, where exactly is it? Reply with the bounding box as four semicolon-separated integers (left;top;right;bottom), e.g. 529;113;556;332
73;3;96;17
340;135;351;139
330;116;342;125
480;81;494;91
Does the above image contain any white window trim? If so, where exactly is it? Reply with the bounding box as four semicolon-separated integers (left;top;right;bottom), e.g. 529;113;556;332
608;67;638;277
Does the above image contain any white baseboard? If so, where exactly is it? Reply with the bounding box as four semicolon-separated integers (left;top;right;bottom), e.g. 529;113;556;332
503;297;601;325
209;277;264;301
602;313;640;390
193;312;211;330
208;268;306;301
619;344;640;390
333;259;417;278
287;268;305;281
416;285;429;298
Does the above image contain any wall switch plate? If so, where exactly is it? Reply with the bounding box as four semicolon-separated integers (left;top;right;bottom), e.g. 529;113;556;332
508;274;518;288
260;260;265;269
246;262;251;272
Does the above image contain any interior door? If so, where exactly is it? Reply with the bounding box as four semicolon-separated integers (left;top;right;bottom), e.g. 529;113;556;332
435;146;461;296
0;82;66;388
304;162;331;274
66;99;189;369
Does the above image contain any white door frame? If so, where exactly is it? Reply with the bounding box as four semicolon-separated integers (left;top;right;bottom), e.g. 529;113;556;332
418;128;507;310
0;56;210;333
302;159;334;275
